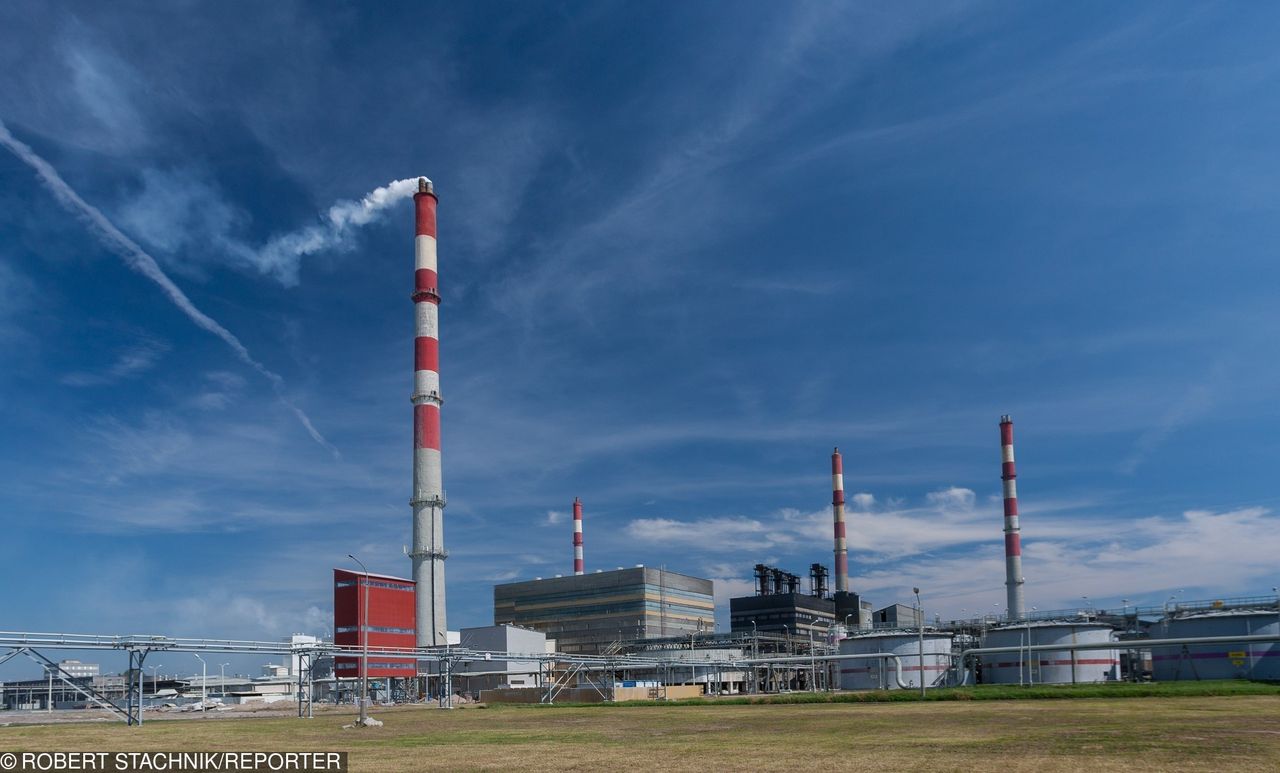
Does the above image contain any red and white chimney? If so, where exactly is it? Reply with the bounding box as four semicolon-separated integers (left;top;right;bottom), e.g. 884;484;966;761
832;447;848;594
1000;415;1025;619
410;178;447;646
573;497;584;575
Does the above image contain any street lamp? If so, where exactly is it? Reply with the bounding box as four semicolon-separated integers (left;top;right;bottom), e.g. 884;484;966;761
348;553;371;727
220;663;230;697
913;588;925;698
148;665;162;695
193;654;207;715
1026;607;1037;686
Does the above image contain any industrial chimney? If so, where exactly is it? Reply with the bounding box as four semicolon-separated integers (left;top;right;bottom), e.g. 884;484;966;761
573;497;584;575
754;564;771;596
1000;415;1025;619
832;447;849;593
410;177;447;647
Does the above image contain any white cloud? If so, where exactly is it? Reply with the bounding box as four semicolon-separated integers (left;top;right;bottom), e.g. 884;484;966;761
544;510;567;526
626;516;797;551
925;486;976;511
850;492;875;510
854;506;1280;619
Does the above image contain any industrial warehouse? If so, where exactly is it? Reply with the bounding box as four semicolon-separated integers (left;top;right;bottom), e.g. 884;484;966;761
2;178;1277;725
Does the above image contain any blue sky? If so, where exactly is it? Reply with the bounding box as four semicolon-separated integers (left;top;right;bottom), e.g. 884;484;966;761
3;2;1280;679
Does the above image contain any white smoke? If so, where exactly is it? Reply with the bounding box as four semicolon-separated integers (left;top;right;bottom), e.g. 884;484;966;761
0;118;339;458
257;177;426;283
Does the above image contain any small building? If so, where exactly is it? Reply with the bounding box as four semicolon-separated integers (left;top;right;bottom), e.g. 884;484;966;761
872;603;922;629
452;625;547;693
333;568;416;679
730;592;835;635
494;567;715;654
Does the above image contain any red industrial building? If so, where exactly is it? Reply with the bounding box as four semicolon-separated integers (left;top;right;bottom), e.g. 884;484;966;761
333;568;417;679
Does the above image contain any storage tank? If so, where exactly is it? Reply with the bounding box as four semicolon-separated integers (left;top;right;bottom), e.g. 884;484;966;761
981;621;1119;684
838;630;952;690
1151;609;1280;682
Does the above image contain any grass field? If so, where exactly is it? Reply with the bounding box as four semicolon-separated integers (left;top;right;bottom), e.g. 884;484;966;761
4;691;1280;772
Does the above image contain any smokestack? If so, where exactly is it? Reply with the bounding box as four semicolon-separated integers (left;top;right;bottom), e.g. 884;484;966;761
410;177;447;647
832;447;849;593
573;497;584;575
1000;415;1026;619
754;564;770;596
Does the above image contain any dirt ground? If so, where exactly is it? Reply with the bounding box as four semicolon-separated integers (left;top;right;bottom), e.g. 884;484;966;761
3;696;1279;772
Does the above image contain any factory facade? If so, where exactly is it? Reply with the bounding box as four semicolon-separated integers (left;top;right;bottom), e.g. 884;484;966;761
333;568;417;679
494;567;714;654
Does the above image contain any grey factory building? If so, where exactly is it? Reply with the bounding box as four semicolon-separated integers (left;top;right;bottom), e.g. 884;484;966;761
493;567;715;654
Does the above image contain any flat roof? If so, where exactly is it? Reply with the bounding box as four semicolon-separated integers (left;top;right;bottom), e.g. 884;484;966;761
333;568;414;584
495;565;711;588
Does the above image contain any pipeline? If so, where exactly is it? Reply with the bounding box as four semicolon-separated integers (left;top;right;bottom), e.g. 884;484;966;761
737;652;910;690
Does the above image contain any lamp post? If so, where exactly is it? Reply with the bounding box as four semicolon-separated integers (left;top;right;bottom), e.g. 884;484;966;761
148;665;162;704
1026;606;1037;686
913;588;925;698
193;654;207;715
808;628;816;692
220;663;230;697
348;553;370;726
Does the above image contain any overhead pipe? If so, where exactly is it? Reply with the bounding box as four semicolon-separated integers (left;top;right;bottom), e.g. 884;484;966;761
737;652;911;690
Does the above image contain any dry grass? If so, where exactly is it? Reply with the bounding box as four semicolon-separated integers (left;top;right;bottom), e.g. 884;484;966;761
3;696;1280;772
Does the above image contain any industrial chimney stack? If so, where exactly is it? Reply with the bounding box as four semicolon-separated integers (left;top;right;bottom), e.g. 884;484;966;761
410;177;447;647
1000;415;1026;619
572;497;584;575
831;447;849;593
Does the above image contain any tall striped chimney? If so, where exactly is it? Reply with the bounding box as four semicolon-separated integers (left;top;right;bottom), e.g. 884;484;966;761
410;177;447;646
832;447;849;593
1000;415;1025;619
573;497;584;575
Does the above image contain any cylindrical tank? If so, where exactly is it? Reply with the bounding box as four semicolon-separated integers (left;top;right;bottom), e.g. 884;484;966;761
982;622;1119;684
839;630;953;690
1151;609;1280;682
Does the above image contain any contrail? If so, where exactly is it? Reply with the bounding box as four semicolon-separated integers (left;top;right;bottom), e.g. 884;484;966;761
0;119;339;458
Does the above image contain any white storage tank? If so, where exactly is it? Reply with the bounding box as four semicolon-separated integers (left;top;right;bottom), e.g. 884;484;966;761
1151;609;1280;682
981;621;1119;685
838;630;952;690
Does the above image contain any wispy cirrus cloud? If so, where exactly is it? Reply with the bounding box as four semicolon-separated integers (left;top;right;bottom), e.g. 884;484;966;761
0;118;337;455
62;336;169;386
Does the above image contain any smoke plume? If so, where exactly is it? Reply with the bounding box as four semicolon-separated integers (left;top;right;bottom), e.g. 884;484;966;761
257;177;426;283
